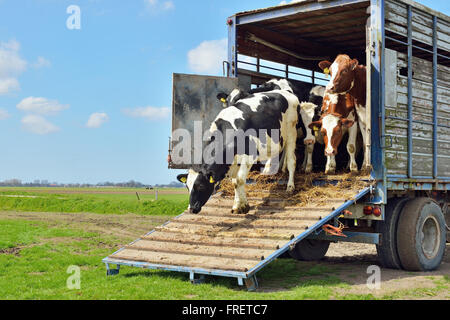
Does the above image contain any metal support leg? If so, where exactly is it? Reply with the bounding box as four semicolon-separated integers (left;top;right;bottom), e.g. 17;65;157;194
244;275;259;292
106;263;120;276
189;272;206;285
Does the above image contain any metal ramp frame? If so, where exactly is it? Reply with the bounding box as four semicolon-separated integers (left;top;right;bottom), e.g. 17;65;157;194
103;186;371;291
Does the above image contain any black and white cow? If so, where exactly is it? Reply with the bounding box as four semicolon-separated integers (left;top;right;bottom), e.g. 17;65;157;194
217;89;250;108
219;80;325;174
177;79;299;215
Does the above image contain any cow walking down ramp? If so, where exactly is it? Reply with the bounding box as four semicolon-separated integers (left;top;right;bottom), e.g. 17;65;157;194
103;174;372;291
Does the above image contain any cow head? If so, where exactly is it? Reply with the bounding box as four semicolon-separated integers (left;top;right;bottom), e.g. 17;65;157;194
309;114;354;156
177;169;219;214
217;89;247;108
319;55;359;94
177;163;228;214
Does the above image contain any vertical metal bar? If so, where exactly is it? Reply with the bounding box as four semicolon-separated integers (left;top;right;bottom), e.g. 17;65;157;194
256;57;260;73
369;0;386;204
228;16;237;78
432;16;438;179
312;71;315;85
407;5;413;178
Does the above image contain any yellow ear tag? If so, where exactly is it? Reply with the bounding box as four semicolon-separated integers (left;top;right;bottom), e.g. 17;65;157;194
180;177;187;184
313;126;319;132
324;67;330;75
210;177;215;184
220;98;227;103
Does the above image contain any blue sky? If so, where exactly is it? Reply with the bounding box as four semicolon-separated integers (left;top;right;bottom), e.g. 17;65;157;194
0;0;448;185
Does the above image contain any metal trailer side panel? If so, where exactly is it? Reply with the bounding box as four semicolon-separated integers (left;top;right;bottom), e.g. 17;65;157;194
384;0;450;191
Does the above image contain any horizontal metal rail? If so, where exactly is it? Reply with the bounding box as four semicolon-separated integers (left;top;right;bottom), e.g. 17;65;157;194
385;35;450;61
237;58;328;85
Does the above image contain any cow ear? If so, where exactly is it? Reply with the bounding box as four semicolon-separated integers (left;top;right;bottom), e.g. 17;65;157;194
342;119;355;128
319;61;332;73
350;59;359;70
177;174;188;184
217;93;228;103
308;121;322;130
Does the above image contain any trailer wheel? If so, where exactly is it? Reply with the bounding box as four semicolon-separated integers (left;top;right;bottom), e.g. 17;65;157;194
445;204;450;243
375;197;409;269
397;198;446;271
288;239;330;261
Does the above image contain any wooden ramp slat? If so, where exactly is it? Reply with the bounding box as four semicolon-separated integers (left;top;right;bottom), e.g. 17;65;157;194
125;240;273;261
111;248;257;272
194;209;334;221
155;223;303;240
143;231;285;250
206;198;349;208
173;214;319;230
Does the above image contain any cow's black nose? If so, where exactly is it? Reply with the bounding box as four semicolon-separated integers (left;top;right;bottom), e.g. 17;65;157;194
190;208;201;214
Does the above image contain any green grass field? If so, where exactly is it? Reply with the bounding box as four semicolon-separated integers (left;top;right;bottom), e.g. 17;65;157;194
0;187;448;300
0;218;357;300
0;187;188;216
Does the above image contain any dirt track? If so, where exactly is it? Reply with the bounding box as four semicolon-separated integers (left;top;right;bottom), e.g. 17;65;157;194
1;211;448;299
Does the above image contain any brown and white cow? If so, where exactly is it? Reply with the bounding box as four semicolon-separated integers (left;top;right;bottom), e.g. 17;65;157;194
309;91;358;174
318;54;370;170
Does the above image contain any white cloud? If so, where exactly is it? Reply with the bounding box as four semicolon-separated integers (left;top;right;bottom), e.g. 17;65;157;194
188;39;227;74
123;106;170;121
86;112;109;128
0;108;9;120
161;1;174;10
0;39;27;95
144;0;175;11
16;97;69;116
21;114;59;135
279;0;305;5
0;78;19;95
33;56;51;69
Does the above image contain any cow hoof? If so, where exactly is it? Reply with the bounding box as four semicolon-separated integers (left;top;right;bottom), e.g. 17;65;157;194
286;185;295;194
305;165;313;174
325;169;336;175
232;205;250;215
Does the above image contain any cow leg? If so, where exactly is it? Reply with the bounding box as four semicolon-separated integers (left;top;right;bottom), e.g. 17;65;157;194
284;125;297;193
232;155;254;214
347;123;358;173
262;158;273;175
359;119;371;170
303;142;314;173
325;155;336;174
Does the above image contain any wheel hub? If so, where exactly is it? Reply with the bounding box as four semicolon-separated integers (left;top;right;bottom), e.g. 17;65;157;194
420;216;440;260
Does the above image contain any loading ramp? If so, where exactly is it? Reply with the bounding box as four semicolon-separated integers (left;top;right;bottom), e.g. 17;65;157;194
103;175;372;291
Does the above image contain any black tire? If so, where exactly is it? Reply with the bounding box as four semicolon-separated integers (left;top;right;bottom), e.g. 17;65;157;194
445;204;450;243
375;197;409;269
397;198;446;271
288;239;330;261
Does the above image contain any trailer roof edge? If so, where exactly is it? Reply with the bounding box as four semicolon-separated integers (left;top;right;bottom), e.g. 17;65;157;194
234;0;449;25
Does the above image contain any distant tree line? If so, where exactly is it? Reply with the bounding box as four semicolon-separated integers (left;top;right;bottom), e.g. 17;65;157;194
0;179;183;188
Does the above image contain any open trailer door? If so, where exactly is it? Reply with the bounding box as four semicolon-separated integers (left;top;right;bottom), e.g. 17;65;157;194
169;73;250;169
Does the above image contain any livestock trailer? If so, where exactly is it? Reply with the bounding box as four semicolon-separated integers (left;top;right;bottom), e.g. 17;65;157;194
104;0;449;290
